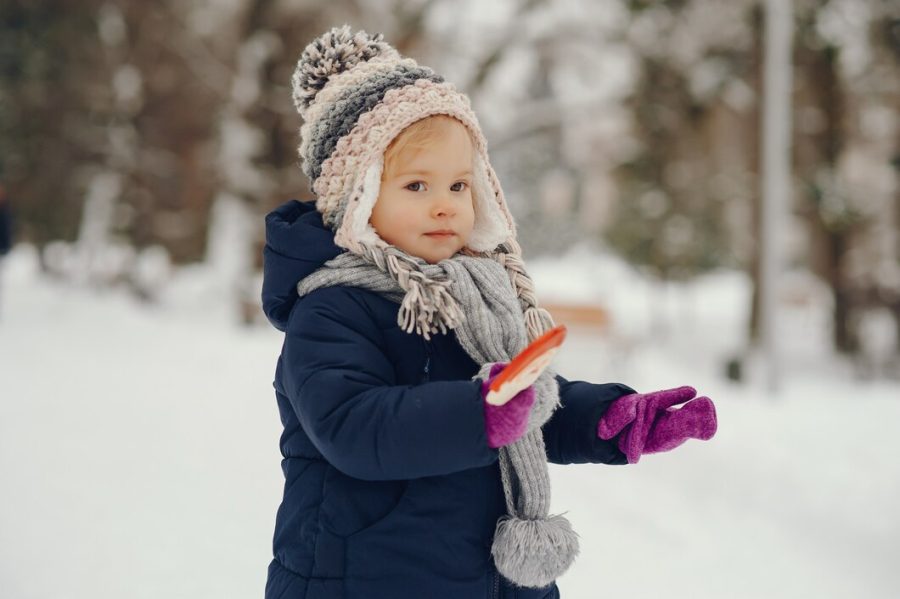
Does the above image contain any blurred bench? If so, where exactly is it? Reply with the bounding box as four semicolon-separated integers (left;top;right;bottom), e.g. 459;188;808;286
541;302;610;333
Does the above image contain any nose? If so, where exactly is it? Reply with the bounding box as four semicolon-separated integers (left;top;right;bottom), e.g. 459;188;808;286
431;193;456;218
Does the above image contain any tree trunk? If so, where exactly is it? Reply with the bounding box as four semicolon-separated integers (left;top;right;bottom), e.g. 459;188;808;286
748;4;764;345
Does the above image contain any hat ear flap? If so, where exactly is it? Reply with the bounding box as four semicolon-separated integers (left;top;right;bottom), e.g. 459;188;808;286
467;152;512;252
333;156;385;252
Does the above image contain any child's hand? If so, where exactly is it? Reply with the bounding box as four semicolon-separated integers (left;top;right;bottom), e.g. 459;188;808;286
596;386;717;464
481;362;535;448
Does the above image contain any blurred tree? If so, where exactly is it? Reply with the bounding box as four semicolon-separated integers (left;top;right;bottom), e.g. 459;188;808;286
494;36;576;256
0;0;105;249
605;1;754;283
607;54;732;282
793;0;900;355
602;0;899;362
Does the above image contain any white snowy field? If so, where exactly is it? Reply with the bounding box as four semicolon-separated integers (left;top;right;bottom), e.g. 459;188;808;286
1;243;898;599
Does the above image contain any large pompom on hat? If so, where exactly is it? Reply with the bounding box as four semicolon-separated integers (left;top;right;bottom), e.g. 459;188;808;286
291;24;514;256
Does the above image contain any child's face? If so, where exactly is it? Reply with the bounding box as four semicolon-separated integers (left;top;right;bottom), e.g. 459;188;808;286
370;119;476;264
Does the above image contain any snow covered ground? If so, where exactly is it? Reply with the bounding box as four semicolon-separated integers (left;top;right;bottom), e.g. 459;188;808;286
1;243;898;599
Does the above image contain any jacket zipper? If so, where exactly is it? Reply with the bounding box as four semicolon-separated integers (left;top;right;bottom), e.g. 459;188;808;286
421;340;432;383
491;570;500;599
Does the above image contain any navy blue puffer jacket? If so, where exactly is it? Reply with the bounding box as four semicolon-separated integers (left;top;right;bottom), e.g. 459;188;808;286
262;199;634;599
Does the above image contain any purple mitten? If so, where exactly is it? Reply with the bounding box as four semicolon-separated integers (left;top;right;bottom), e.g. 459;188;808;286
481;362;536;448
597;386;717;463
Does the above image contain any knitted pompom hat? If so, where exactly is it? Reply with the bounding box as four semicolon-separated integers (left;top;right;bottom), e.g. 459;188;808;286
291;24;514;256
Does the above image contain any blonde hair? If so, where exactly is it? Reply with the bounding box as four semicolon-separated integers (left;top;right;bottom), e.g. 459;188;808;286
382;115;472;180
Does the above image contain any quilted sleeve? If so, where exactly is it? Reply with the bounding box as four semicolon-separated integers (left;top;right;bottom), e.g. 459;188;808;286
281;286;498;481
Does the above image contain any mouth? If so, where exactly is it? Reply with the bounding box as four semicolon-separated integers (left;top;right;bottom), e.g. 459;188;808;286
424;230;456;238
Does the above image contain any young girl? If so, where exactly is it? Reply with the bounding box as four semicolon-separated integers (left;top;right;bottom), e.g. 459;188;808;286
261;26;717;599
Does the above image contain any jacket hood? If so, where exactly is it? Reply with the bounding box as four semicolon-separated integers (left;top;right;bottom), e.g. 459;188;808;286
262;199;342;331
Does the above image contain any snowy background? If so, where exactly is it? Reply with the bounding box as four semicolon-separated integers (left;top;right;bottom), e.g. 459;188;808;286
2;1;899;597
1;243;898;599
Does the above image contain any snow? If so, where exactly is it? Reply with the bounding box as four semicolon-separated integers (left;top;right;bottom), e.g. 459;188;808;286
1;243;898;598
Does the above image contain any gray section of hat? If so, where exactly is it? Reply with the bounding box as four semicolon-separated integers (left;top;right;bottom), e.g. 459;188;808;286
304;65;444;183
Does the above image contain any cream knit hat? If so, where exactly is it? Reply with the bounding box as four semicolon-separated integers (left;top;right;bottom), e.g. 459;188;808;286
292;25;514;256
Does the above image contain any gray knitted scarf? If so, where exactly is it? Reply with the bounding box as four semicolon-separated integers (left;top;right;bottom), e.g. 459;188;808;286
296;247;579;588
